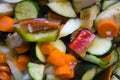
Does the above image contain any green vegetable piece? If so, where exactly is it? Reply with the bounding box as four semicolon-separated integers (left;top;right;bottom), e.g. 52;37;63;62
14;18;60;42
15;0;40;21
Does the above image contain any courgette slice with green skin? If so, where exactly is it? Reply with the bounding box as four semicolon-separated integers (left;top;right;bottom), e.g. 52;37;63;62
74;61;97;80
46;74;60;80
101;50;119;68
116;46;120;61
113;62;120;77
87;36;113;57
28;62;45;80
85;50;119;68
101;0;119;10
93;67;112;80
15;0;40;21
35;43;46;63
85;54;109;67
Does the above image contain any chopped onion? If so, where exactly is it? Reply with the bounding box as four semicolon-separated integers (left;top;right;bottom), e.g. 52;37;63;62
6;33;23;48
7;60;23;80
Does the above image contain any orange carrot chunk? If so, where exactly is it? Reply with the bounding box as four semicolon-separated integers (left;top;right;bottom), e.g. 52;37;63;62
104;67;112;80
64;54;77;68
0;66;11;75
98;20;119;37
15;43;30;54
47;49;66;67
0;72;11;80
40;43;54;56
55;64;74;79
12;55;31;72
0;16;14;32
0;53;7;64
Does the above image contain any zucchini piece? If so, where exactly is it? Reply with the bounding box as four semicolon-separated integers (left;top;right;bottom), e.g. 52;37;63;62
28;62;45;80
85;54;109;67
74;61;97;80
113;62;120;77
93;67;112;80
101;0;119;10
85;50;119;68
46;74;60;80
87;36;113;56
15;0;40;21
47;1;76;17
101;50;119;68
35;43;46;63
50;39;66;53
35;39;66;63
116;46;120;61
59;18;81;38
95;2;120;29
3;0;23;3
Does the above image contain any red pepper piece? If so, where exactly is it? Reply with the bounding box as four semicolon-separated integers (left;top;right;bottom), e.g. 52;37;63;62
69;29;95;58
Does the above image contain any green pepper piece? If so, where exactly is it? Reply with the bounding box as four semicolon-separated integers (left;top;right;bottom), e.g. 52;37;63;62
14;18;60;42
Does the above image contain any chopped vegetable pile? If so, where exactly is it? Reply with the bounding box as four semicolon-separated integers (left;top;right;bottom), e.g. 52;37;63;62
0;0;120;80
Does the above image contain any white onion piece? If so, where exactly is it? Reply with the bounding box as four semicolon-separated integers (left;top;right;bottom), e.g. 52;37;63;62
7;60;23;80
3;0;22;3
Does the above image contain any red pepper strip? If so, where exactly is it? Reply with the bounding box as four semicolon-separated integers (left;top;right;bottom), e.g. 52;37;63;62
69;29;95;58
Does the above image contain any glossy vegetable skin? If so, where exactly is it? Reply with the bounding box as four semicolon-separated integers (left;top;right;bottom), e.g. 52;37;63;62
14;18;60;42
69;29;95;58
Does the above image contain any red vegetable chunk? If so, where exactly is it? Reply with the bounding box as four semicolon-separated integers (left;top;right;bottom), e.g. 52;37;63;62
69;29;95;58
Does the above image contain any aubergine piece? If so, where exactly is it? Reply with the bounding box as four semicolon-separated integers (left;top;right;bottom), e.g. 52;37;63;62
72;0;100;13
14;18;60;42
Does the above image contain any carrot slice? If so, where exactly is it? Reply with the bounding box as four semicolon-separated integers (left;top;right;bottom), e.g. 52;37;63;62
0;16;14;32
0;66;11;75
55;64;74;79
0;53;7;64
98;20;119;37
64;54;77;68
40;43;54;56
17;55;31;64
47;49;66;67
12;55;31;72
15;43;30;54
0;72;11;80
105;67;112;80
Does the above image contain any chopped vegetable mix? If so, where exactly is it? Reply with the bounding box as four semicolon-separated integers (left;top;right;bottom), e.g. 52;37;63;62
0;0;120;80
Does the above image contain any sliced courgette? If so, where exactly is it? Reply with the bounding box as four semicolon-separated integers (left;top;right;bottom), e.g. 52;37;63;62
101;0;119;10
101;50;119;68
35;43;46;63
85;54;109;67
46;74;60;80
74;61;97;80
116;46;120;61
95;2;120;29
93;67;112;80
85;50;119;68
15;0;40;21
28;62;45;80
87;36;113;57
113;62;120;77
3;0;23;3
